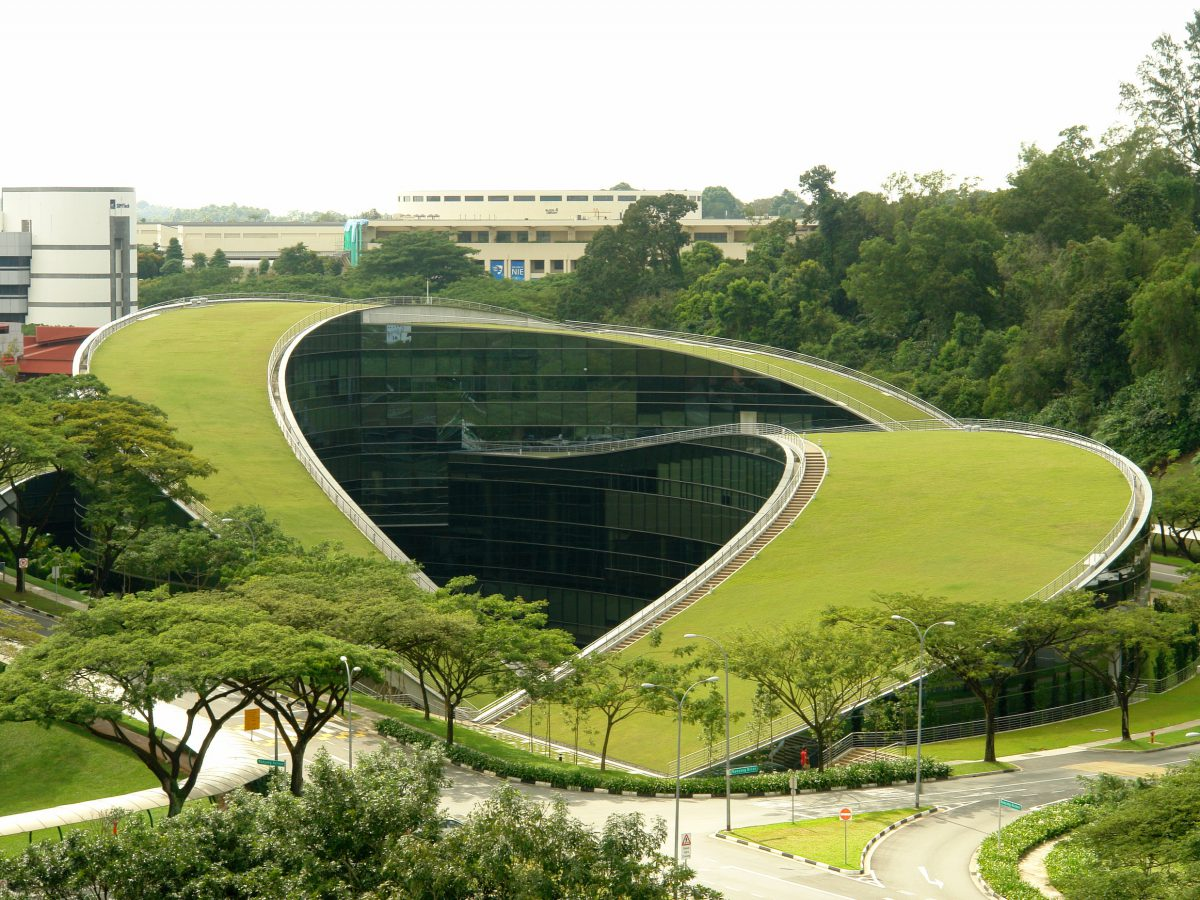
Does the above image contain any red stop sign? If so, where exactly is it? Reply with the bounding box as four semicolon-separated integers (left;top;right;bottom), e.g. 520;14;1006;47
839;807;852;821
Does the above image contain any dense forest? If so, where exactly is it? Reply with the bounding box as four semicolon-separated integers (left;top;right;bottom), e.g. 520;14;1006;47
138;13;1200;474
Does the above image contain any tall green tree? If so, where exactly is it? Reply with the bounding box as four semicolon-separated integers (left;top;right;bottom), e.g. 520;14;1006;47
700;185;744;219
727;621;901;770
354;231;480;285
1121;11;1200;175
0;595;281;815
272;242;324;276
561;653;673;771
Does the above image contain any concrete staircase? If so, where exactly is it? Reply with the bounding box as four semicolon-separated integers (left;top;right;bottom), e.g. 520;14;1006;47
609;447;827;652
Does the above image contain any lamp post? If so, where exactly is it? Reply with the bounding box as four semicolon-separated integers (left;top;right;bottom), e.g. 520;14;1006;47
891;615;954;809
339;655;362;770
684;633;733;832
220;517;258;561
643;675;719;862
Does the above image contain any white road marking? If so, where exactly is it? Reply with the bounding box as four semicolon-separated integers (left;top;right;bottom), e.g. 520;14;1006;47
917;866;944;889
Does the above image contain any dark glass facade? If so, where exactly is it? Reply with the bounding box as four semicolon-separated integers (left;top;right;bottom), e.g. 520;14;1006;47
286;315;863;641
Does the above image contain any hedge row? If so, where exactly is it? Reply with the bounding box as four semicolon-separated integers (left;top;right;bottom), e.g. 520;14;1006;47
976;798;1095;900
376;717;950;796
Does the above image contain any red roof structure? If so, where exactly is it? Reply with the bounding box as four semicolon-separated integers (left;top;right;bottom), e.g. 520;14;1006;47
3;325;96;377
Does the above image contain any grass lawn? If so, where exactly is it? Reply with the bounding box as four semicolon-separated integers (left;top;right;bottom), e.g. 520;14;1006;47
1097;728;1200;751
925;675;1200;760
0;583;77;616
950;761;1019;776
91;302;377;554
525;429;1131;771
0;722;157;818
731;807;925;868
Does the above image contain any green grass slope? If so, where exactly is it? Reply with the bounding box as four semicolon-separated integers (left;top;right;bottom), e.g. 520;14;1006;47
90;302;377;554
526;430;1132;771
0;722;157;817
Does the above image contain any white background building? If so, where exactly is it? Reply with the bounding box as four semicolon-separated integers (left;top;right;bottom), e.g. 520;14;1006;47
0;187;137;326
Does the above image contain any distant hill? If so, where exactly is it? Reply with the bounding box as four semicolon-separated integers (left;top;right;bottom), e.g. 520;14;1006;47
137;201;348;223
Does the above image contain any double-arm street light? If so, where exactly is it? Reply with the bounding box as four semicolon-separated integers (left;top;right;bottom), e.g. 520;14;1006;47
684;633;732;832
339;655;362;770
643;675;719;862
890;615;955;808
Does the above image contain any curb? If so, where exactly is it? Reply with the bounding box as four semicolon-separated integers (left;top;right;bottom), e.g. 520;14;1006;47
0;597;60;621
713;806;941;877
970;846;1005;900
949;763;1023;778
1086;737;1200;753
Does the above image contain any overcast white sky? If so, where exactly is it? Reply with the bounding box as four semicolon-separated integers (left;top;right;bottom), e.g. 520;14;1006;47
4;1;1196;214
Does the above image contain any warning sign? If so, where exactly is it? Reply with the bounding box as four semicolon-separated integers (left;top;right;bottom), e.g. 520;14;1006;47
681;832;692;859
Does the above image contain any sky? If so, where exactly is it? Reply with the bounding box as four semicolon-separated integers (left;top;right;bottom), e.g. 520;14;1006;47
4;1;1196;215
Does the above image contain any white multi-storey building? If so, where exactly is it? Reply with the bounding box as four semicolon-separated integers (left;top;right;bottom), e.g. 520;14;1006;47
0;187;137;326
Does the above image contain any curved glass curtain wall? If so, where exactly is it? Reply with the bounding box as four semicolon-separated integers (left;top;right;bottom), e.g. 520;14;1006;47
286;313;869;641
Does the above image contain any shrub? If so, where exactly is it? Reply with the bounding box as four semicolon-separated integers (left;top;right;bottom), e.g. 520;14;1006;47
976;798;1095;900
375;717;949;796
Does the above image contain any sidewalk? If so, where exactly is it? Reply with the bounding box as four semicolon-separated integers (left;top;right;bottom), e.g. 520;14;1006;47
0;703;265;838
999;717;1200;761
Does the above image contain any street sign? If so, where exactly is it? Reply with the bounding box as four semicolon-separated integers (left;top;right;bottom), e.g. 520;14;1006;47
999;799;1022;811
17;558;28;569
730;765;759;776
839;807;853;821
244;708;261;731
788;771;797;792
257;758;285;768
681;832;692;860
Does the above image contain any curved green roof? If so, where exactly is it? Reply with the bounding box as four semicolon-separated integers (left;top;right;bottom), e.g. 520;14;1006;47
91;300;1134;771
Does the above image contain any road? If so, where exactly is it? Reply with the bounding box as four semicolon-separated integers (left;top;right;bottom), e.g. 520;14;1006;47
150;692;1200;899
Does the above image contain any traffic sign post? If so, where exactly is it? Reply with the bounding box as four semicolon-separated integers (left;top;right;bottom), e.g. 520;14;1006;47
997;799;1022;848
681;832;692;861
840;808;852;866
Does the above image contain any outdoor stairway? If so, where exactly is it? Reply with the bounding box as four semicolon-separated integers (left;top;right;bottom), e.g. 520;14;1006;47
607;447;827;652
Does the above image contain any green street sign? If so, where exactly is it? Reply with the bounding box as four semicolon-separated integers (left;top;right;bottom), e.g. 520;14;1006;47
257;758;286;768
999;799;1022;810
730;765;760;775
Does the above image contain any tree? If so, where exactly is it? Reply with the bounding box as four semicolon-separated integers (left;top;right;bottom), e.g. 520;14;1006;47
415;578;576;745
1120;11;1200;175
209;248;229;268
397;785;719;899
621;193;697;283
0;380;76;593
257;257;270;275
727;622;901;769
0;595;282;815
1062;601;1193;741
1154;473;1200;561
870;593;1093;762
701;185;744;218
58;392;214;595
354;231;480;285
164;237;184;264
190;252;207;270
272;242;324;276
561;653;671;771
137;244;163;279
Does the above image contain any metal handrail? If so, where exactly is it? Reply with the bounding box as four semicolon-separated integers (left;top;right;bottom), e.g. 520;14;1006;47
468;422;802;458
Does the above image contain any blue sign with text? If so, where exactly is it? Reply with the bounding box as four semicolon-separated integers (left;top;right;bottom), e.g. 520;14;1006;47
489;260;504;280
510;260;525;281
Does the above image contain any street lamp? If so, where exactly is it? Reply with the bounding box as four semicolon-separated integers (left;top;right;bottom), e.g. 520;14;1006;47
890;615;955;809
220;517;258;561
339;655;362;770
643;675;719;862
684;633;733;832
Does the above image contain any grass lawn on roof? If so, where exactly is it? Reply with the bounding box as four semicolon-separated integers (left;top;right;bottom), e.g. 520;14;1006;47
90;301;377;555
523;429;1132;772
